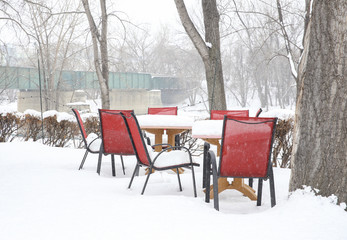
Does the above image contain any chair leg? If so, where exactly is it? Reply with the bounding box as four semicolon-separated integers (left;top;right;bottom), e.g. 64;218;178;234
207;150;219;210
269;166;276;207
257;179;263;206
79;150;88;170
190;163;197;198
97;151;103;175
135;164;140;176
249;178;253;188
111;154;116;177
141;166;153;195
202;142;210;188
120;155;125;175
205;158;211;203
176;168;182;191
128;164;139;189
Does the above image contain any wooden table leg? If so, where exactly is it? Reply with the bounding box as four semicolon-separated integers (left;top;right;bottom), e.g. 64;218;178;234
209;178;257;201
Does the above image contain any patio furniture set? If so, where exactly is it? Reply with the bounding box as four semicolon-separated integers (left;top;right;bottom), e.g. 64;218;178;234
72;106;277;211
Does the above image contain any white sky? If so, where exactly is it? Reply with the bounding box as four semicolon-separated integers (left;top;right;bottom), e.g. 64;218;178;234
116;0;181;31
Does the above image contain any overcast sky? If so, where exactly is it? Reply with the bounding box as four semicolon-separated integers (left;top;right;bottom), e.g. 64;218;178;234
116;0;181;31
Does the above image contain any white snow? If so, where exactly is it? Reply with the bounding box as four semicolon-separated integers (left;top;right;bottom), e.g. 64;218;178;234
137;115;194;127
288;52;298;79
86;133;102;152
259;108;295;120
66;102;90;106
1;103;346;239
192;109;295;137
206;42;212;48
192;120;223;137
0;141;346;240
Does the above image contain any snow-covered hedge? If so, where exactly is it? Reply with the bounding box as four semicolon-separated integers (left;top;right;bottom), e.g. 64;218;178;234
0;109;295;168
0;109;99;148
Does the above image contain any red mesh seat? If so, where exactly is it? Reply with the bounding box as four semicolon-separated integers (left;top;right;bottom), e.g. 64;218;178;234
121;112;199;197
210;110;249;120
148;106;177;115
205;116;277;210
97;109;135;176
72;109;102;171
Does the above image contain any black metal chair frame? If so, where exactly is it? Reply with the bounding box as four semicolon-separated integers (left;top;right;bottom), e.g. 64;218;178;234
248;107;263;188
121;112;200;197
204;117;277;211
72;109;102;171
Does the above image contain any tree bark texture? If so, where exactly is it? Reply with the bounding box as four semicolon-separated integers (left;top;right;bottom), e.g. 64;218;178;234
82;0;110;109
174;0;226;111
290;0;347;204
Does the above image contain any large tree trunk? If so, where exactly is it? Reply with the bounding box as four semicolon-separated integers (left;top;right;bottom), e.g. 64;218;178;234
82;0;110;109
174;0;226;111
289;0;347;204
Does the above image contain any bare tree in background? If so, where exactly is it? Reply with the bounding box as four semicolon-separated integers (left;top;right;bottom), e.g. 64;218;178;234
174;0;226;111
290;0;347;204
81;0;110;109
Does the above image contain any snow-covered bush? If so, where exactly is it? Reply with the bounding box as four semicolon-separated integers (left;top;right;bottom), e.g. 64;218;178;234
0;112;23;142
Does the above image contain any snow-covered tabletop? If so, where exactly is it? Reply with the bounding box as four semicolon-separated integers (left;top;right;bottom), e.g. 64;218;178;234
192;120;223;138
137;115;194;129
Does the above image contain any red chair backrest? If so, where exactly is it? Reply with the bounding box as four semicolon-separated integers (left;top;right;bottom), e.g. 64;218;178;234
148;107;177;115
72;109;88;144
210;110;249;120
219;116;277;178
98;109;135;155
122;112;151;166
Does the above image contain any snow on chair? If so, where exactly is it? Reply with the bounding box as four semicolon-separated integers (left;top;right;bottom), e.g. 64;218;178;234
122;112;199;197
210;109;249;120
97;109;135;176
205;116;277;210
72;108;102;171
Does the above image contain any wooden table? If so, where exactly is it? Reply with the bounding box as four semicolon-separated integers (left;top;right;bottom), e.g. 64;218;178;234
137;115;193;152
192;120;257;201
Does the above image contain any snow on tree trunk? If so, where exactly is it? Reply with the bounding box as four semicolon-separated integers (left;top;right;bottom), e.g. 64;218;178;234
290;0;347;205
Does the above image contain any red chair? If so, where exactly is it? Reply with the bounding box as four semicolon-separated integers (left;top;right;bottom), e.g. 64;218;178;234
148;106;177;115
72;109;102;171
210;110;249;120
201;109;250;187
97;109;135;176
121;112;199;197
205;116;277;210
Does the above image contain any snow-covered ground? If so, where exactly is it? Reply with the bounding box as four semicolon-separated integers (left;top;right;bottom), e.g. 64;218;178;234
1;100;346;239
0;141;346;240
